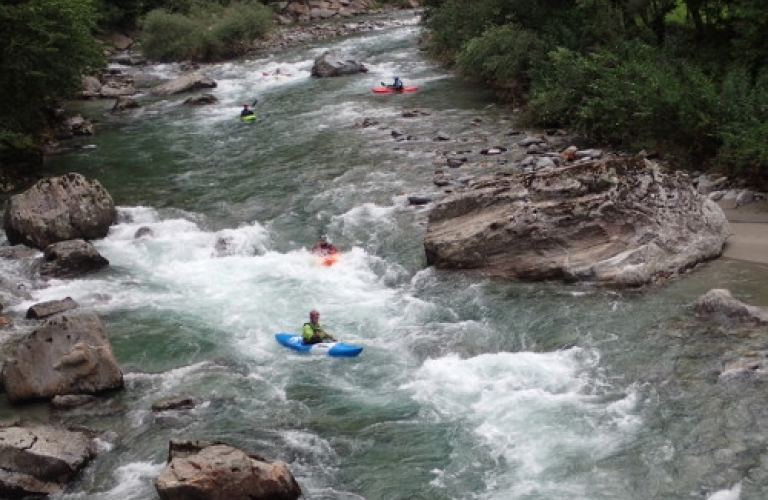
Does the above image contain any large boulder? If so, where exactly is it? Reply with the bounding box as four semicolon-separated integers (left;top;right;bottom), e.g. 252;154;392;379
311;49;368;77
1;312;124;403
3;173;116;250
0;425;96;498
424;157;730;287
155;440;301;500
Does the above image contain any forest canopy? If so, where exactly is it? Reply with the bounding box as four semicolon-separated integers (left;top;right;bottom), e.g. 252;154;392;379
422;0;767;184
0;0;103;164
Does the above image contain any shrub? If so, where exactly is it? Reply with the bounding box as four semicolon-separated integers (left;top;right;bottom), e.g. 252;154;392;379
456;24;544;103
210;1;272;58
141;10;210;61
715;68;768;184
423;0;513;60
140;1;273;62
527;41;719;163
523;47;601;129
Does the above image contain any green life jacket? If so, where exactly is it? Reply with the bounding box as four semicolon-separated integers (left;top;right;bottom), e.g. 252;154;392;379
303;322;324;340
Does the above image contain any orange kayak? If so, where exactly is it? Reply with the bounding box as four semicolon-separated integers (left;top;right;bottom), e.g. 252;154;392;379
320;254;340;266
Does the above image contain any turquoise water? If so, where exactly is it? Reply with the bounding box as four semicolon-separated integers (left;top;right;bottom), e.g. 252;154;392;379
2;12;768;500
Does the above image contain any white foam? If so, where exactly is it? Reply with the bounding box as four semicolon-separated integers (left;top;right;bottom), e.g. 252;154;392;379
61;461;164;500
404;348;640;494
707;483;742;500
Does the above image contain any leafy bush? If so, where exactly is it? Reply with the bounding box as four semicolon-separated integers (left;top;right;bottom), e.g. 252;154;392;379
210;1;272;58
140;1;272;62
423;0;514;60
141;10;210;61
527;42;719;163
456;24;544;103
715;68;768;184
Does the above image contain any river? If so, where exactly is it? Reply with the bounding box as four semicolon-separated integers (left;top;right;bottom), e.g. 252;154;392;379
2;10;768;500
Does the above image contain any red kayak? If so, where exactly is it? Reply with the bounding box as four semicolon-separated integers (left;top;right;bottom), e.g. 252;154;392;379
372;85;419;94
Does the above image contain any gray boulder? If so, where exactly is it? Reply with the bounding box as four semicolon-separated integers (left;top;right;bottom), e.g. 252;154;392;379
2;312;124;403
311;49;368;77
155;439;301;500
26;297;79;320
183;93;219;105
695;288;768;325
424;157;730;287
111;96;140;113
37;239;109;278
0;425;96;498
151;396;196;413
3;173;116;250
152;73;217;95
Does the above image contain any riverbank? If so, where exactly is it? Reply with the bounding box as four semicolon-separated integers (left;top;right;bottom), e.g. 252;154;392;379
721;199;768;266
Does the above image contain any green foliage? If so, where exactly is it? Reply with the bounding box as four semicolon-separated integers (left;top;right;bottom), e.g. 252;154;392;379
424;0;768;182
140;10;215;61
423;0;514;59
456;24;544;102
0;0;104;163
0;130;38;166
210;1;273;57
728;0;768;75
140;1;272;61
424;0;625;63
716;68;768;183
527;42;719;162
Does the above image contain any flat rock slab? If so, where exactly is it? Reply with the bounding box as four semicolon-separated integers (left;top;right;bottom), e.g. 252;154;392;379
0;425;96;498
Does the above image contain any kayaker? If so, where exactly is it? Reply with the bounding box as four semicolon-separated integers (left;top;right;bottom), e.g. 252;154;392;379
302;309;336;344
391;76;404;91
240;103;254;117
310;235;339;256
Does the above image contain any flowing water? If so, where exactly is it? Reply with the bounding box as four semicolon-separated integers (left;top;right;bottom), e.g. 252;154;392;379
2;12;768;500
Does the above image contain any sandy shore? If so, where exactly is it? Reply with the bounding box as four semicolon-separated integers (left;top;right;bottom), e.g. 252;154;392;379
719;199;768;265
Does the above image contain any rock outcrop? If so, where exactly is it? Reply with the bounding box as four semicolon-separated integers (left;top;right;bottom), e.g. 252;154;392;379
424;157;730;287
0;425;96;498
1;313;124;403
155;439;301;500
3;173;116;250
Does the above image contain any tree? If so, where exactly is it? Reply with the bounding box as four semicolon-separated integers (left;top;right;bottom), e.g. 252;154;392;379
0;0;103;162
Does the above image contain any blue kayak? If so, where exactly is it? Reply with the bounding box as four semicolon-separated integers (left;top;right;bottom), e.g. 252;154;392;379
274;333;363;357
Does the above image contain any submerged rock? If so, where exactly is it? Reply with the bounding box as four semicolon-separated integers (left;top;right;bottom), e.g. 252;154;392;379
695;288;768;325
